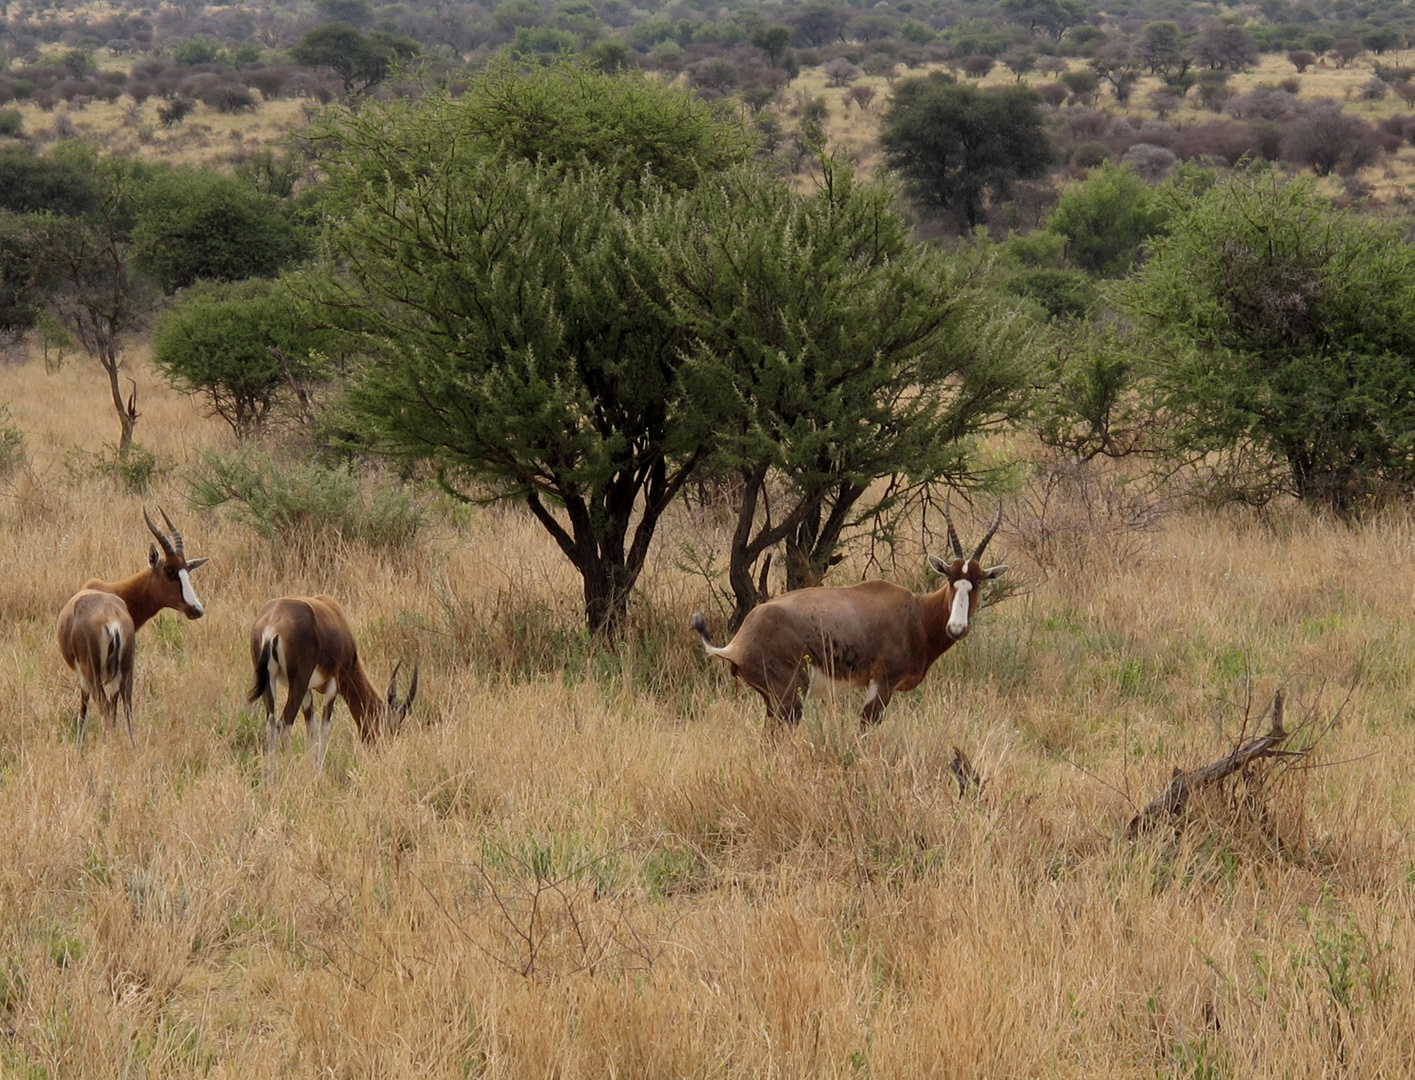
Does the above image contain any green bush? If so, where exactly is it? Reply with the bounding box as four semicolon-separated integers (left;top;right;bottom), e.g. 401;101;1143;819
190;449;423;554
0;406;23;477
0;109;22;137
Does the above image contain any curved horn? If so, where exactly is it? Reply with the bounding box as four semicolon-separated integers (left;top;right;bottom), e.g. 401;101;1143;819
143;507;176;559
943;494;965;560
403;663;419;713
970;505;1003;563
159;508;185;558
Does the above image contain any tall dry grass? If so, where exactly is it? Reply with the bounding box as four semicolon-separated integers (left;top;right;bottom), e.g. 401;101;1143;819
3;350;1415;1077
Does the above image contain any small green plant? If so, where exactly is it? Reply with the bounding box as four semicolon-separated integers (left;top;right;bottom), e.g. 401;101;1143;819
65;442;162;494
0;406;23;477
189;448;423;554
0;108;23;137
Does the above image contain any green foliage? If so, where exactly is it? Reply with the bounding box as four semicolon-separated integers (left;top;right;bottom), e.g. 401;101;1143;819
1002;268;1098;320
312;59;752;209
880;74;1053;229
1035;323;1147;458
1043;162;1171;277
0;110;22;138
290;22;419;94
0;210;65;335
190;449;423;554
664;163;1032;620
1117;172;1415;513
310;66;753;635
0;405;23;477
67;442;163;494
173;36;222;66
234;148;305;200
152;278;332;439
131;168;307;293
0;143;98;216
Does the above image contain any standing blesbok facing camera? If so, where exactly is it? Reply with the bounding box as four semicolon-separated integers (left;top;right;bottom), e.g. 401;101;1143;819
691;506;1007;731
56;509;209;746
248;595;418;772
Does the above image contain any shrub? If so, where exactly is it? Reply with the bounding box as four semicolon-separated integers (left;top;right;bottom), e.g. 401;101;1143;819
1122;142;1177;181
156;95;195;126
189;449;424;554
0;110;22;138
152;279;331;439
0;406;23;477
200;83;256;113
1070;139;1111;167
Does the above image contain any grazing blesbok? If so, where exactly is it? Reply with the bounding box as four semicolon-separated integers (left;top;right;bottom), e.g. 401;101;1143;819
248;595;418;771
56;509;209;745
692;507;1007;731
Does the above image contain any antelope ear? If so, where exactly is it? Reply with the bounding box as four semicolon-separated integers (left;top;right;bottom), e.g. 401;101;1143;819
186;557;209;572
927;554;952;576
983;564;1009;579
403;663;419;713
148;544;161;569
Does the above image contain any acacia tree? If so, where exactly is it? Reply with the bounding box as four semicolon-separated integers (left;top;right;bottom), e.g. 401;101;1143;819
290;22;419;94
1118;173;1415;513
152;279;332;440
664;164;1031;627
46;156;157;462
311;67;752;637
880;75;1053;230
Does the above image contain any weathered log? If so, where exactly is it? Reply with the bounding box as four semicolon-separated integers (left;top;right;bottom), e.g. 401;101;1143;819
1127;690;1305;838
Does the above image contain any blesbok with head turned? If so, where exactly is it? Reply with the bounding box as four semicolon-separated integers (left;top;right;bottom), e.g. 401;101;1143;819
248;595;419;771
56;509;210;745
691;506;1007;732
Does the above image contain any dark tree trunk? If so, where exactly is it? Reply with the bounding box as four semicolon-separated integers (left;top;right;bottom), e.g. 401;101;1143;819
784;481;863;591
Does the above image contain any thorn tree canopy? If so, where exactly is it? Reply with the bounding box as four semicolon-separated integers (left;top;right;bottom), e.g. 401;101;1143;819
880;74;1053;231
309;65;753;637
1117;172;1415;514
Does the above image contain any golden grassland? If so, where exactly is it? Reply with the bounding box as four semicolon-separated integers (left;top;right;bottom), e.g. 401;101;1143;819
10;44;1415;184
4;339;1415;1076
795;49;1415;200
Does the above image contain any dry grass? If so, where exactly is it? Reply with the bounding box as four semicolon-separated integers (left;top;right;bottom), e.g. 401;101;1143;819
797;49;1415;201
5;333;1415;1074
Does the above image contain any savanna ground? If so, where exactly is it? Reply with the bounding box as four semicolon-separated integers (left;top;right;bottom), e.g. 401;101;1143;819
16;43;1415;194
4;332;1415;1077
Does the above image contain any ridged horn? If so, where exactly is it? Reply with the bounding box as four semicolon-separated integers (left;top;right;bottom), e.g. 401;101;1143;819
971;505;1003;563
943;494;965;560
159;508;185;558
143;507;176;559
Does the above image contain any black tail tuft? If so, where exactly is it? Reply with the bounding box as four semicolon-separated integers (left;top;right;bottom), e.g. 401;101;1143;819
102;625;123;692
689;611;714;649
248;636;275;705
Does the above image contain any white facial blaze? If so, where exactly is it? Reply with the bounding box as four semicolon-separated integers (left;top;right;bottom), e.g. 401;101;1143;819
947;579;973;639
178;568;203;615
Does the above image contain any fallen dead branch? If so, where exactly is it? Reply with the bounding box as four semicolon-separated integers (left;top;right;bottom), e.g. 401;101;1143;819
949;746;984;797
1127;689;1309;838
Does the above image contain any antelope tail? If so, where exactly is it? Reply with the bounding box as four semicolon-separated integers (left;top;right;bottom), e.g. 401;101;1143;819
248;634;278;705
101;623;124;698
690;612;716;650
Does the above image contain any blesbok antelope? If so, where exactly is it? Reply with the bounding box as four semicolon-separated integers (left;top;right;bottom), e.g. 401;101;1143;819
56;509;209;745
691;507;1007;731
248;595;418;771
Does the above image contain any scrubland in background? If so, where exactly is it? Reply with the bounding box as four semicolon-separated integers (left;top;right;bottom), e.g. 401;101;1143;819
3;346;1415;1076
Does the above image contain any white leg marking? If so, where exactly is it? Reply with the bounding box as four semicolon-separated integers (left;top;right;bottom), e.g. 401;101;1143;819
863;680;879;706
178;569;203;615
947;580;973;639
